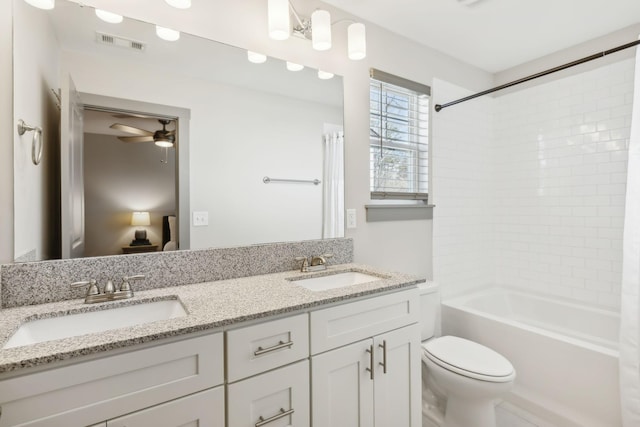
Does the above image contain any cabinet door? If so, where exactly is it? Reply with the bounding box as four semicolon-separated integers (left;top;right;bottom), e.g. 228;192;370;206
311;339;374;427
373;324;421;427
227;360;309;427
106;386;224;427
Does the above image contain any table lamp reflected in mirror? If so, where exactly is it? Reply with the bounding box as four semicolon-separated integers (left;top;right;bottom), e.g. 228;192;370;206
130;211;151;246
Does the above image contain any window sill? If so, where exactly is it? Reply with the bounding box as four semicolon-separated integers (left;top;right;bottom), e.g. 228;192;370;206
365;204;435;222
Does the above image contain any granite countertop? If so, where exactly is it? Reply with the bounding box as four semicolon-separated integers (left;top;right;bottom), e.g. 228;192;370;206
0;264;423;374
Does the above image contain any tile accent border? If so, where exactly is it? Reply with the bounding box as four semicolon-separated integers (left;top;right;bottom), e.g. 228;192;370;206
0;238;353;308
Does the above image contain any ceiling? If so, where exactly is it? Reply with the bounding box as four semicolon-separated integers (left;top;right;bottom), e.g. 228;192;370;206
321;0;640;73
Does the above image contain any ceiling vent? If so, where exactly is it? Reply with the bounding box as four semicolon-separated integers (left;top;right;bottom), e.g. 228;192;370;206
96;32;146;52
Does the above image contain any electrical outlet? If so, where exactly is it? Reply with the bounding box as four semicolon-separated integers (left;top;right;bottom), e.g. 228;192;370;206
192;211;208;227
346;208;357;229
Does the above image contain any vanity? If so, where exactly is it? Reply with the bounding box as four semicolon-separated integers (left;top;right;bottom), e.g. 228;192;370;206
0;258;424;427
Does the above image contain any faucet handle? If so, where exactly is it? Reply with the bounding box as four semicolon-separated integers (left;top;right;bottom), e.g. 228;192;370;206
321;253;334;260
121;274;146;292
70;280;99;296
295;256;309;271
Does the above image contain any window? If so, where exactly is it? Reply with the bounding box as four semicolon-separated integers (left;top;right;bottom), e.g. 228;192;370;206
369;69;430;201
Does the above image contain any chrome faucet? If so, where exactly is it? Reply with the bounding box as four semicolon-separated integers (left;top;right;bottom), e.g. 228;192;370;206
71;275;145;304
295;254;333;272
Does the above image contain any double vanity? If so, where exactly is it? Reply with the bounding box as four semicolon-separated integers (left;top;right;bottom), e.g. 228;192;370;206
0;241;425;427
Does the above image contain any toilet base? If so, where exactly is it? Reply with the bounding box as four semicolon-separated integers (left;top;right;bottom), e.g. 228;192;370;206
444;396;497;427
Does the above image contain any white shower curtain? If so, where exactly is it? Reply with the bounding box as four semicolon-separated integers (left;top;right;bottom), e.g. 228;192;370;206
322;131;344;238
620;37;640;426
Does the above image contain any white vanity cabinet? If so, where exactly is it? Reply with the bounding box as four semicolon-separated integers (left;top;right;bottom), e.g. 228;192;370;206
226;313;310;427
310;289;421;427
106;387;224;427
0;333;224;427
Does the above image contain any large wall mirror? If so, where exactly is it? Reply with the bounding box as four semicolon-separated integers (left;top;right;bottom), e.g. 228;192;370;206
12;0;344;262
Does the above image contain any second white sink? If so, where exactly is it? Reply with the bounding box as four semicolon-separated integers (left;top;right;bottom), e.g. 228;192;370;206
290;271;382;292
3;299;187;349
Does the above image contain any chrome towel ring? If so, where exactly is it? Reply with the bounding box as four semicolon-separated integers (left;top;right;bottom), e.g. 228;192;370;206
17;119;43;165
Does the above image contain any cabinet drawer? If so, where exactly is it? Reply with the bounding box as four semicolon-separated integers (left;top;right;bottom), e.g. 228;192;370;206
227;360;310;427
226;313;308;382
107;386;224;427
0;333;223;427
310;289;419;354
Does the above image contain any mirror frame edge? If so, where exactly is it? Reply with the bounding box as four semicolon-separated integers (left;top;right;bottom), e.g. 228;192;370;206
80;92;190;252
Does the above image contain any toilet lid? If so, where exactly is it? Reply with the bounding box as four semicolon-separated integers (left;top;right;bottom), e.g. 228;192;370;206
422;336;515;382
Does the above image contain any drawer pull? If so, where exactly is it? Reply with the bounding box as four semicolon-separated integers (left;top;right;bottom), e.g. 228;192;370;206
255;407;294;427
254;340;294;356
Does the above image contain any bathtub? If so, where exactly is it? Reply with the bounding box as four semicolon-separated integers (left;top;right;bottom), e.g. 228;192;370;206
441;287;620;427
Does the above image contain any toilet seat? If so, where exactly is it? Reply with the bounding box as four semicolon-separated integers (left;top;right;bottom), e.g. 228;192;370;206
422;336;515;383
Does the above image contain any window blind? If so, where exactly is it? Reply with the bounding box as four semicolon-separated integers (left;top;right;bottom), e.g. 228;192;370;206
369;69;430;201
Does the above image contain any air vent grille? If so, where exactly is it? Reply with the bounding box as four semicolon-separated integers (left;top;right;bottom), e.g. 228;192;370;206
96;32;146;52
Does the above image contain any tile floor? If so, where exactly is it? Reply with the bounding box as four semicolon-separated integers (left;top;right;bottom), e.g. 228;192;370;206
496;401;558;427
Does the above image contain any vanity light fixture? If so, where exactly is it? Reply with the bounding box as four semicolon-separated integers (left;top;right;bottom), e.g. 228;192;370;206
95;9;124;24
317;70;334;80
156;25;180;41
286;61;304;71
267;1;366;60
165;0;192;9
247;51;267;64
23;0;54;9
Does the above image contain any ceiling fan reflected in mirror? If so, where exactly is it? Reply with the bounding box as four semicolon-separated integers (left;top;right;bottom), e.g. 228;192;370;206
110;119;175;147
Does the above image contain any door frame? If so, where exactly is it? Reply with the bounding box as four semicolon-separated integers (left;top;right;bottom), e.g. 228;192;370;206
80;93;191;251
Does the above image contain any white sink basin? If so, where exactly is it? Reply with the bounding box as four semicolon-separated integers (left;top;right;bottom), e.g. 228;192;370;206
3;299;187;349
290;271;382;292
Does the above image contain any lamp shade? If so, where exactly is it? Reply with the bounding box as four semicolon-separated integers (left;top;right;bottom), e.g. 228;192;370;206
268;0;290;40
131;212;151;226
311;9;331;51
24;0;54;9
348;23;366;60
247;51;267;64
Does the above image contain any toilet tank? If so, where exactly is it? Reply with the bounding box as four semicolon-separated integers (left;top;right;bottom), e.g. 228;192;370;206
418;282;440;341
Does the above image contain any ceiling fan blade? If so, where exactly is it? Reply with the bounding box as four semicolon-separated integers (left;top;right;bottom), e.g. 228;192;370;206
166;130;176;135
110;123;154;136
117;136;154;143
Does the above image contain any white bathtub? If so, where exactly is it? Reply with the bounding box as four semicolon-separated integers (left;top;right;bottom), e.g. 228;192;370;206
441;287;620;427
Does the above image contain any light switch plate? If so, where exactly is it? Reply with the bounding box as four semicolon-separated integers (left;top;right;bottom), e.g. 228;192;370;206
346;208;357;229
193;211;208;226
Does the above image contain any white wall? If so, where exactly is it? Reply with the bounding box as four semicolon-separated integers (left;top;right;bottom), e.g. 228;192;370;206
432;79;495;298
12;0;60;261
493;58;634;309
83;133;175;257
0;0;13;263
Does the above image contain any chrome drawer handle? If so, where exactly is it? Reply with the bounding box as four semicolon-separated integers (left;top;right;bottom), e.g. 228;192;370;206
255;408;294;427
366;344;374;380
379;340;387;374
254;340;294;356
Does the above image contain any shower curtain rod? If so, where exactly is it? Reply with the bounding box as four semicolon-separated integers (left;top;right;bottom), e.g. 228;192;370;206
434;39;640;112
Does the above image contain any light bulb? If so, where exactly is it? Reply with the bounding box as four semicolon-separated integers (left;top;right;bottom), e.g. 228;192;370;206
95;9;123;24
286;62;304;71
156;26;180;42
165;0;191;9
348;23;366;60
247;51;267;64
23;0;54;9
268;0;290;40
311;9;331;51
318;70;334;80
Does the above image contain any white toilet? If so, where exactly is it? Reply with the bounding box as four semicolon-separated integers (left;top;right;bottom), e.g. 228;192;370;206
418;282;515;427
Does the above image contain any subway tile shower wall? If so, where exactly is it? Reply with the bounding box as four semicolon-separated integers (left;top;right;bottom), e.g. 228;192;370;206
492;58;634;309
